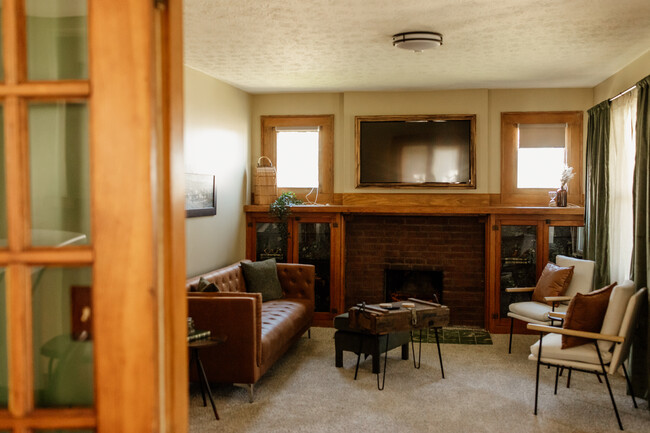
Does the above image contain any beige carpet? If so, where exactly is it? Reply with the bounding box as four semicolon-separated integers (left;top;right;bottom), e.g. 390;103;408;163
189;327;650;433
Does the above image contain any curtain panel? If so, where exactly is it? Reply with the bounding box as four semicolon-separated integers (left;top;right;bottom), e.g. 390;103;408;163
631;76;650;402
585;101;611;290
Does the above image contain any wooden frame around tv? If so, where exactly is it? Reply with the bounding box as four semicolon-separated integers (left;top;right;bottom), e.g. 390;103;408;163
355;114;476;189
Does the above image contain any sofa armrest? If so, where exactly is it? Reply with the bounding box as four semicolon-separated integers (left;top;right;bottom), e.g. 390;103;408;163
187;293;263;367
276;263;315;308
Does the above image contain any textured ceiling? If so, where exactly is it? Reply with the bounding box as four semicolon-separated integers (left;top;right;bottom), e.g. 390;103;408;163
184;0;650;93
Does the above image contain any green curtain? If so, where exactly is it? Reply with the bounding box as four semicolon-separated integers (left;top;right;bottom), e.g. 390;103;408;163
585;101;611;289
631;76;650;403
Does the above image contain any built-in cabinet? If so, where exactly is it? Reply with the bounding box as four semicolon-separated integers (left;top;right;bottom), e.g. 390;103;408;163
487;214;585;333
246;205;584;333
246;212;343;326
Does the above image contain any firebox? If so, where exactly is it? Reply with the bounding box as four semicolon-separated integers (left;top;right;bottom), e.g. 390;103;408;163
384;266;443;304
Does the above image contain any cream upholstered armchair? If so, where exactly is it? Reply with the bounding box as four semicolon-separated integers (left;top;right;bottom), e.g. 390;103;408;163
507;255;595;353
527;281;645;431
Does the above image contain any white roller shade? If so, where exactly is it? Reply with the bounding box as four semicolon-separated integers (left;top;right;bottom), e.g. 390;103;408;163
518;123;567;148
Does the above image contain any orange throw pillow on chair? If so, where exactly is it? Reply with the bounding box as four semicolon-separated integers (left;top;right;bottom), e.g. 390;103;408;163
531;262;574;305
561;282;616;349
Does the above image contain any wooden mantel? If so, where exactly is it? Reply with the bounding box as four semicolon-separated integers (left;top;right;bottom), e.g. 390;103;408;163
244;203;585;216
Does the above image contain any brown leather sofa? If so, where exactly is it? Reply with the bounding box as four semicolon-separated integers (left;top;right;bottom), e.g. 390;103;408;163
186;260;315;401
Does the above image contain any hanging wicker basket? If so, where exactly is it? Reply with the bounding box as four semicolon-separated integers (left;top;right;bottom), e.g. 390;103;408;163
254;156;277;205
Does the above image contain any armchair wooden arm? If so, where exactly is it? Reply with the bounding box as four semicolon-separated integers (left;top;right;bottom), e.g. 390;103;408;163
544;295;572;303
547;311;566;321
527;323;624;344
505;287;535;293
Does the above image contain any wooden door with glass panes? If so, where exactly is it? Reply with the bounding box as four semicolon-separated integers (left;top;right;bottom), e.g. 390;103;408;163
0;1;186;432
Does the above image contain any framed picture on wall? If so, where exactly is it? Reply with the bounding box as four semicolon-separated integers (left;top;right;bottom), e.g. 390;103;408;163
185;173;217;217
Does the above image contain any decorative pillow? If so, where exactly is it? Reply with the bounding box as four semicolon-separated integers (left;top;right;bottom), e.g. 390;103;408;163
531;262;574;305
197;276;219;292
241;258;283;302
561;282;616;349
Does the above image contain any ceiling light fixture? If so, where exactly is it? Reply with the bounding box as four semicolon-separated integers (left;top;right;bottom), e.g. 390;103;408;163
392;31;443;53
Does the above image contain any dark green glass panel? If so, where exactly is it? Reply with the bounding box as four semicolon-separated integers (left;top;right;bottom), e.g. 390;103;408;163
0;105;6;247
256;222;287;263
549;226;584;262
29;102;90;246
32;267;93;407
26;0;88;80
298;223;331;312
0;268;7;407
500;225;537;317
0;4;4;82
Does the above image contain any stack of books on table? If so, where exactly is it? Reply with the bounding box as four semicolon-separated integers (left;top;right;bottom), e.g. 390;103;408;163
188;329;211;342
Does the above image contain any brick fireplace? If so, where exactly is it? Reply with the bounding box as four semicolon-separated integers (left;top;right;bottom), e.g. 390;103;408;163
345;215;486;327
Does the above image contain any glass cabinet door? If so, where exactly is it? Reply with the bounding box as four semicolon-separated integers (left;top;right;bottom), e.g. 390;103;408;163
255;222;287;263
297;222;331;313
499;224;537;318
548;225;584;262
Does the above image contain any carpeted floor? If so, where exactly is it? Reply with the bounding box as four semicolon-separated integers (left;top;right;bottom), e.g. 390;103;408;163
189;327;650;433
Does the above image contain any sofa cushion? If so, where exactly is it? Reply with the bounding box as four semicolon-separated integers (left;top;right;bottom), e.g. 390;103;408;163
260;299;310;364
242;259;283;302
509;301;554;322
562;282;615;349
531;262;574;305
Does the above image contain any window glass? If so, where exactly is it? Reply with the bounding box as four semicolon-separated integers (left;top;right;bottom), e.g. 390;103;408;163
276;130;319;188
26;0;88;80
33;267;93;407
29;102;90;246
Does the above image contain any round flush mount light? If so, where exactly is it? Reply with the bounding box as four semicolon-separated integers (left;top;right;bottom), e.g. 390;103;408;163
392;31;443;52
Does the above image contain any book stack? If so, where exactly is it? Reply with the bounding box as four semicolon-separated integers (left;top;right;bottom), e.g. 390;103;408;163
188;329;211;342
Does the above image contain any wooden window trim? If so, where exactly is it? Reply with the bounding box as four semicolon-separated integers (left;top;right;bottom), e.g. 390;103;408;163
261;115;334;203
500;111;584;206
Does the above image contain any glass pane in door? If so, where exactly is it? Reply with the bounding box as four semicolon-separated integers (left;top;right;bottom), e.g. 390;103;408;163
29;102;90;246
0;105;6;247
32;267;93;407
298;223;331;313
256;222;287;263
500;225;537;317
0;268;7;407
548;226;584;262
26;0;88;80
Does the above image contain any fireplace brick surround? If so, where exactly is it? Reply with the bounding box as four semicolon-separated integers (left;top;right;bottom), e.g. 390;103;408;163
345;215;486;327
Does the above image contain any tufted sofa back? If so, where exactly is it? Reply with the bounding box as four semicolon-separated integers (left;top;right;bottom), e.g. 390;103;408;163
186;260;251;293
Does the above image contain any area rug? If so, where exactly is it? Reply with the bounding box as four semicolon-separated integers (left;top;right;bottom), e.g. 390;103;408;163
410;327;492;345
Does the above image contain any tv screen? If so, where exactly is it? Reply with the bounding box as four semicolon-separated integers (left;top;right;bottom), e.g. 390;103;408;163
356;115;476;188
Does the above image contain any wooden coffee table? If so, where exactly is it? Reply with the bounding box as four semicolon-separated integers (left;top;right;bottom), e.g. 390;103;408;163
347;299;450;389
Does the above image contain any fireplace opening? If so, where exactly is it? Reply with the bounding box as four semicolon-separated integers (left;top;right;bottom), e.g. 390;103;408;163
384;267;443;304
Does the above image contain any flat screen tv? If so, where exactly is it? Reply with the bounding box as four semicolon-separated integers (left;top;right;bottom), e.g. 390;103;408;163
356;114;476;188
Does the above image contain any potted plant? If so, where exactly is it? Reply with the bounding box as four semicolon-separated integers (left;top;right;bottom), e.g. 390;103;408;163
269;192;303;246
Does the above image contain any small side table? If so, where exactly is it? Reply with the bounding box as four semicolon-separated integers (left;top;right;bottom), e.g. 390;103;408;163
189;336;226;420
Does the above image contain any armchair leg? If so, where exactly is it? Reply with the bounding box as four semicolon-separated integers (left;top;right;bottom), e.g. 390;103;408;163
554;367;560;395
567;368;572;388
621;363;638;409
508;317;514;354
595;342;623;430
308;328;311;339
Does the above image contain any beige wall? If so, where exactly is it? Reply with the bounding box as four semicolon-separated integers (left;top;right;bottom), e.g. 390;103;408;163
184;66;251;277
251;88;593;194
594;49;650;102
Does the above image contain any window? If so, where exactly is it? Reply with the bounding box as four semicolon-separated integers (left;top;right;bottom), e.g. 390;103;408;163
261;115;334;203
501;112;583;206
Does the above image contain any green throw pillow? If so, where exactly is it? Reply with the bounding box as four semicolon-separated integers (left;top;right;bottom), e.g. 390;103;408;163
197;276;219;292
241;259;283;302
